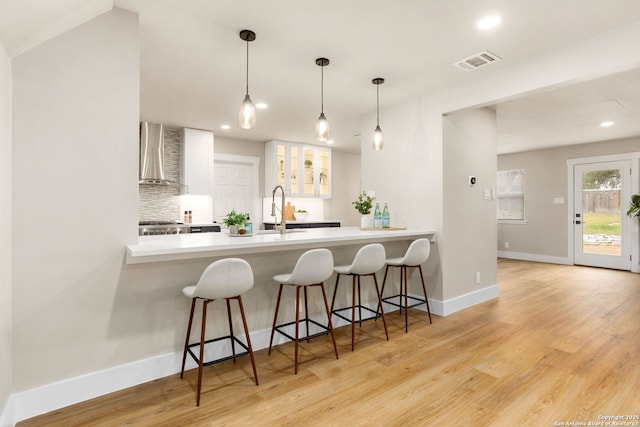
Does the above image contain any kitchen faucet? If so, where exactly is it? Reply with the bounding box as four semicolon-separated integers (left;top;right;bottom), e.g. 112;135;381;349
271;185;287;234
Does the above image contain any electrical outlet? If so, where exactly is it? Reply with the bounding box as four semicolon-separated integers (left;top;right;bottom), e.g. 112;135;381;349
476;272;481;284
504;241;509;249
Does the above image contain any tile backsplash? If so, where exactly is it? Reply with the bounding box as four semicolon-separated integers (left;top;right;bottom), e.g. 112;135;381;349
138;127;182;221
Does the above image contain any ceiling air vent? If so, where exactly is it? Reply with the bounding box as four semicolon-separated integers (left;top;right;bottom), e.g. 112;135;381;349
454;50;501;71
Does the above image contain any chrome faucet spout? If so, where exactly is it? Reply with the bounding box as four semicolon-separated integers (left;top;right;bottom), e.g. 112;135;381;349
271;185;286;234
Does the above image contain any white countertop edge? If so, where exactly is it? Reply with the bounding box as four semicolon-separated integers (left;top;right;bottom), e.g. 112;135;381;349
126;227;436;264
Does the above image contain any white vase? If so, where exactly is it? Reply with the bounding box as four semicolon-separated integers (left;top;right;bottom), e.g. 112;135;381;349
361;215;374;229
229;225;239;234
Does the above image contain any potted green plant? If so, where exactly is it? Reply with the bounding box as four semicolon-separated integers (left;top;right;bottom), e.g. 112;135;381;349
353;191;375;228
223;209;247;234
627;194;640;219
295;209;309;221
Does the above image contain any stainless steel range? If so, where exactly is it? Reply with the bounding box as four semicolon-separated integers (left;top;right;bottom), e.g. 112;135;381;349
139;221;189;236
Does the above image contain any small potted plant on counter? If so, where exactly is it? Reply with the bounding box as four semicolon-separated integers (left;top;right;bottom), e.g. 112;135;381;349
223;209;247;235
295;209;309;221
353;191;375;228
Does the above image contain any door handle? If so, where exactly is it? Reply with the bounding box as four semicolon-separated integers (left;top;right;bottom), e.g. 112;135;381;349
575;220;581;224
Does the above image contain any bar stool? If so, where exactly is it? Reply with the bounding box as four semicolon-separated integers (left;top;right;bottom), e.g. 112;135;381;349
268;248;339;374
180;258;259;406
331;243;389;351
380;238;432;333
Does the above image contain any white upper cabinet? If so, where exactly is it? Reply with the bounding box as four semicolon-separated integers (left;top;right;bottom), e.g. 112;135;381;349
265;140;331;198
181;128;214;195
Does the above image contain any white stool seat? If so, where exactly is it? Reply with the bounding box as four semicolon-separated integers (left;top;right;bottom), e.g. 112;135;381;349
268;248;339;374
180;258;259;406
331;243;389;351
380;238;432;333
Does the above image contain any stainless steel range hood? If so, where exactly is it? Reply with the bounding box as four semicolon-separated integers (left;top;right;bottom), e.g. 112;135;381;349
139;122;180;186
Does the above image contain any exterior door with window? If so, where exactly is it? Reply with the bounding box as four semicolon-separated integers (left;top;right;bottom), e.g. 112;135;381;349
573;161;631;270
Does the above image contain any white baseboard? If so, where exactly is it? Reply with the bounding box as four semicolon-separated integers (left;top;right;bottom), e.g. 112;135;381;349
498;250;571;265
3;290;497;425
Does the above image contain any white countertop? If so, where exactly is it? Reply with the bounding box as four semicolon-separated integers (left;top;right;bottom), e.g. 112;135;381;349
126;226;436;264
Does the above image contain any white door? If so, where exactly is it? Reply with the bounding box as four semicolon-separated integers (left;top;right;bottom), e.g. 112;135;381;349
573;160;631;270
213;155;260;225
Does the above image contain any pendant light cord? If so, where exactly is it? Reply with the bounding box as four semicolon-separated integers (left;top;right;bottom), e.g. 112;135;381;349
320;64;324;114
376;84;380;127
245;40;249;96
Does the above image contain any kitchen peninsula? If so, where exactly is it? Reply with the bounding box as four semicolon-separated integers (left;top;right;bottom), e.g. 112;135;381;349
126;226;436;264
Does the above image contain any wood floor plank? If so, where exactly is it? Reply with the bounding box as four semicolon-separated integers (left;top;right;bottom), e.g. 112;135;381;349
18;259;640;426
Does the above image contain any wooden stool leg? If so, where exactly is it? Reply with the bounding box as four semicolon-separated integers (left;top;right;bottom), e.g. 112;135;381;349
181;298;196;378
330;273;341;314
357;275;363;327
196;300;208;406
294;286;300;375
226;299;236;363
236;296;259;386
319;283;339;360
418;265;432;324
373;273;389;341
351;275;356;351
268;284;284;354
304;286;310;343
403;266;409;333
377;266;390;319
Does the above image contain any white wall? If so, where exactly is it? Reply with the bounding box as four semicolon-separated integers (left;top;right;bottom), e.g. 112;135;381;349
443;108;497;299
361;19;640;312
12;8;139;392
498;137;640;260
0;40;13;420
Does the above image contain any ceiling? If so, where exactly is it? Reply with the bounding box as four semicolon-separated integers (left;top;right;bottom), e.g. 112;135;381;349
2;0;640;154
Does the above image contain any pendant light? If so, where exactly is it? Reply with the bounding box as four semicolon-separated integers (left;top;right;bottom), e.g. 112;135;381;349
238;29;256;129
372;78;385;150
315;58;330;142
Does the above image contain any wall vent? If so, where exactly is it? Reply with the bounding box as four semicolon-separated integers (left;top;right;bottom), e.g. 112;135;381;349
454;50;501;71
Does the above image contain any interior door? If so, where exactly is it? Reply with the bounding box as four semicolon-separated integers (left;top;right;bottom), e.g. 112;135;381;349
573;160;631;270
213;159;256;224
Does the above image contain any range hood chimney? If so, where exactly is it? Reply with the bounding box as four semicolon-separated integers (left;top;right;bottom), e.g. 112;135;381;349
139;122;179;186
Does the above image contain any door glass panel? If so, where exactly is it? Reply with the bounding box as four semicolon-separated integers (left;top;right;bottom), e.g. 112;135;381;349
318;149;329;196
290;145;298;194
277;144;285;187
581;168;621;256
303;147;314;196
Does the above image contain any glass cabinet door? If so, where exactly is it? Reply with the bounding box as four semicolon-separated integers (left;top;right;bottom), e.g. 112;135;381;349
290;145;299;195
316;148;330;197
302;147;315;197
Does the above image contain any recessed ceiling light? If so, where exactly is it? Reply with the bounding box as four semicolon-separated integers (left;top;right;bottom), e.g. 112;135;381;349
220;124;231;130
600;121;615;127
256;102;268;109
326;139;334;145
476;14;502;30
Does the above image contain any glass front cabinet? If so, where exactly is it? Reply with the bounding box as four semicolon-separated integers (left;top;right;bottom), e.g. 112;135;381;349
265;140;331;198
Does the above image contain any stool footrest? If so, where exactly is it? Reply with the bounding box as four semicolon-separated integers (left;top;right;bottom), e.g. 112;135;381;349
332;305;381;323
187;335;250;367
274;318;332;343
382;294;427;309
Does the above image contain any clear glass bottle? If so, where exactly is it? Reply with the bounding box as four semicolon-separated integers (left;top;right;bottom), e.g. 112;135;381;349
374;202;382;228
382;202;390;228
245;213;253;234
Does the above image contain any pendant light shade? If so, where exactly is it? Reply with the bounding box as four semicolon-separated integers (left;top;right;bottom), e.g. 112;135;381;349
372;78;385;150
238;30;256;129
315;58;330;142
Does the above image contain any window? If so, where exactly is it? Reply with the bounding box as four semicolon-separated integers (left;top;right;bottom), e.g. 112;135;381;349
497;169;525;221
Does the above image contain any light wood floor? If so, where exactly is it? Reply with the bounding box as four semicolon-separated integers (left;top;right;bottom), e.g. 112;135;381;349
19;259;640;426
